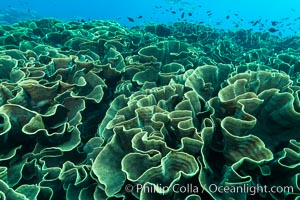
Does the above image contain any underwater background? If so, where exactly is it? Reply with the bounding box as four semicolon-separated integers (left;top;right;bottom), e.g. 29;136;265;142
2;0;300;37
0;0;300;200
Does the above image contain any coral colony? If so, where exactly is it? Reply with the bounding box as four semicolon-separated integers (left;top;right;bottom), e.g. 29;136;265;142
0;19;299;199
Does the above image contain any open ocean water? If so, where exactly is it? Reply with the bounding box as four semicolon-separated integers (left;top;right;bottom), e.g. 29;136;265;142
0;0;300;200
1;0;300;37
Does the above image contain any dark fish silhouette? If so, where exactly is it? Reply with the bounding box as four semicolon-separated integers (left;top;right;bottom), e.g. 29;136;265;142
137;16;143;18
271;21;279;26
127;17;135;22
172;11;176;14
268;28;277;32
181;12;185;18
250;20;260;26
226;15;230;19
188;12;192;16
294;17;300;21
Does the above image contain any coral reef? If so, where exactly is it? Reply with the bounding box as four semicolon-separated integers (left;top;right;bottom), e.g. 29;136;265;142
0;19;299;200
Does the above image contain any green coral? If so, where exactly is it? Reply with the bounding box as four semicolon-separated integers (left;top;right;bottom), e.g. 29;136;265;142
0;18;299;200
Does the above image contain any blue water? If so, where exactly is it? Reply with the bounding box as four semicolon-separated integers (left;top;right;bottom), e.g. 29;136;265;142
1;0;300;37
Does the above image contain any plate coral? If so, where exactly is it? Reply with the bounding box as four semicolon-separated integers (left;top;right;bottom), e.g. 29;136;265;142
0;19;299;200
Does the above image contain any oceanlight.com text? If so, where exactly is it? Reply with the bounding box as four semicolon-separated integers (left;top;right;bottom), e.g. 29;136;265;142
124;183;294;196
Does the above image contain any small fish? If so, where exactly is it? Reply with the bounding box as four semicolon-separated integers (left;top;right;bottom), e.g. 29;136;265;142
268;27;277;32
271;21;279;26
181;12;185;18
207;13;212;16
206;10;212;13
294;17;300;21
226;15;230;19
291;8;296;12
127;17;135;22
188;12;192;16
171;11;176;14
251;20;260;26
137;16;143;18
